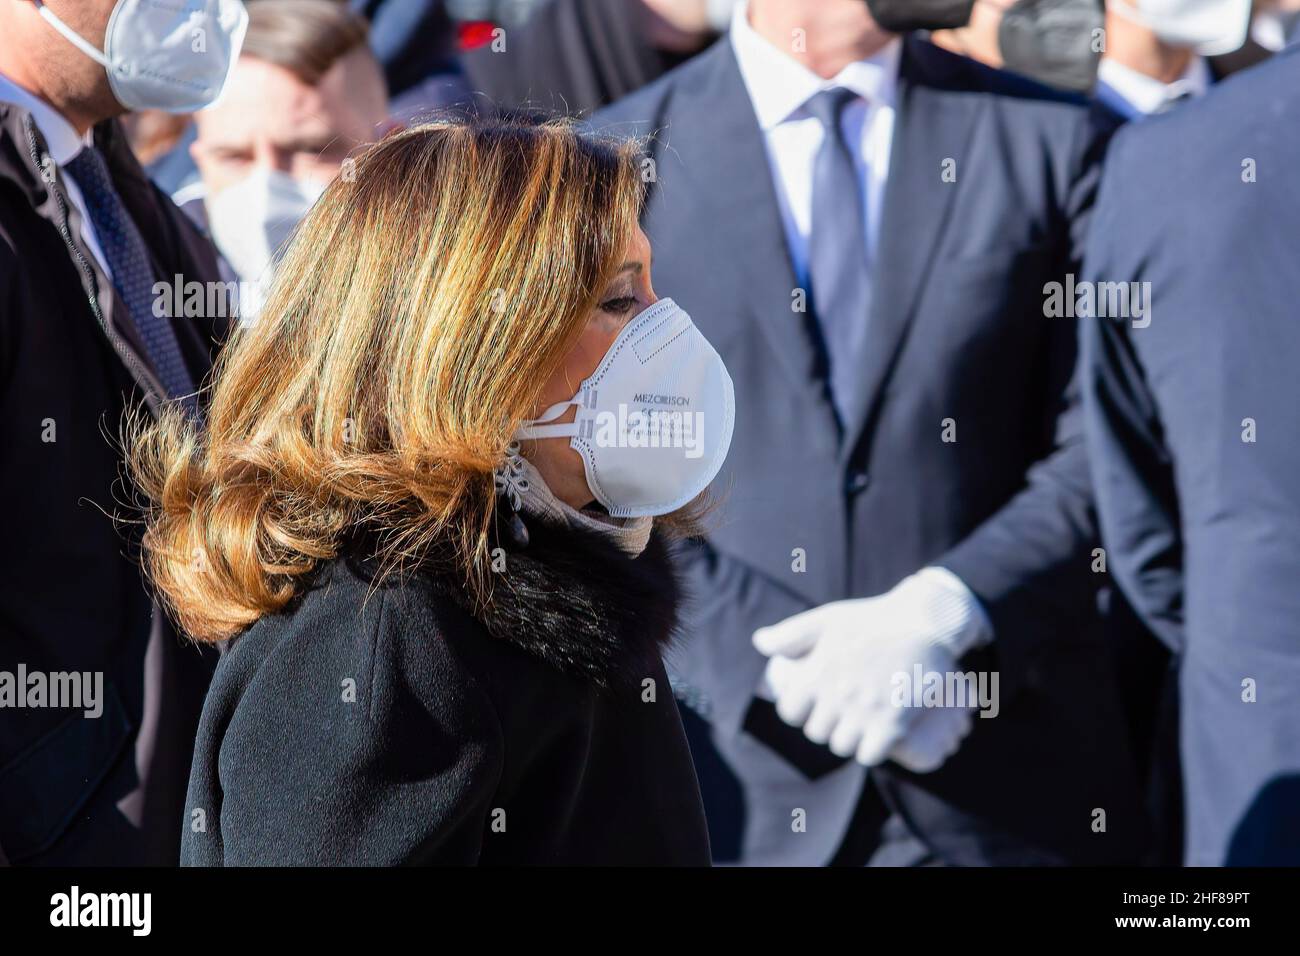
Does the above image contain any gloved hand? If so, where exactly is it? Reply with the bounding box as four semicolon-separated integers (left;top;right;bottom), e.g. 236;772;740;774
752;567;992;772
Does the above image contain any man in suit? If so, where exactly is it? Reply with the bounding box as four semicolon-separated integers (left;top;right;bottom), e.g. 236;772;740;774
1076;0;1268;865
1081;41;1300;865
0;0;240;863
597;0;1148;865
1094;0;1256;119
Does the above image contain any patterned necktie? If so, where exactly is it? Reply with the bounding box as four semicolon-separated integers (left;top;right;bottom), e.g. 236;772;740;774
806;86;871;432
64;145;198;414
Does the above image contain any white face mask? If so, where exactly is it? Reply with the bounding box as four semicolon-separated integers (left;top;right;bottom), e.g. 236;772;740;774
1111;0;1252;56
35;0;249;113
206;167;326;283
517;297;736;518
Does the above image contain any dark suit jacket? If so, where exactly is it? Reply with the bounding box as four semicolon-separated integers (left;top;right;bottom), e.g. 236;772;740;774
1082;42;1300;866
597;36;1148;865
0;110;225;864
349;0;459;98
463;0;707;118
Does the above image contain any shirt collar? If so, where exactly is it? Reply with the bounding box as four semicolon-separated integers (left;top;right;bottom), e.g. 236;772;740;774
0;71;92;164
1097;55;1211;117
729;0;901;131
511;455;653;558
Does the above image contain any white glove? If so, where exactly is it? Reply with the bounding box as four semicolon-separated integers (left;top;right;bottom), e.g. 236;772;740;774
752;567;992;772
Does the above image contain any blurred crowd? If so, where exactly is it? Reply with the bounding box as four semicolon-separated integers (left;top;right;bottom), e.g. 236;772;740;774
2;0;1299;868
124;0;1300;320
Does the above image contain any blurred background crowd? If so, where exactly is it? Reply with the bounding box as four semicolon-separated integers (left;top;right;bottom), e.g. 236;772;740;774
3;0;1299;868
127;0;1300;317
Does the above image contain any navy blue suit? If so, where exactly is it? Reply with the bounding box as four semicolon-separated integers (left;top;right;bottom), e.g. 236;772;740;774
597;36;1148;865
1082;43;1300;866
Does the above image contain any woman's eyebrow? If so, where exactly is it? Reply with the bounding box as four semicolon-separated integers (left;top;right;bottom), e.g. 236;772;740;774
616;261;644;275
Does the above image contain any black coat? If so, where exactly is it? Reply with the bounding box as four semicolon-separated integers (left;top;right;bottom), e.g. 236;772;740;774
180;516;711;866
0;108;226;865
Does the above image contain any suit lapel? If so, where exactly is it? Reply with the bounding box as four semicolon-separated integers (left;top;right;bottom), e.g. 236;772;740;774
840;38;986;457
663;41;834;421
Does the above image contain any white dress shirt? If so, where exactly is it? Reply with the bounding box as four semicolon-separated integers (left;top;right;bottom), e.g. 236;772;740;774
1095;54;1212;119
729;1;900;287
0;72;112;280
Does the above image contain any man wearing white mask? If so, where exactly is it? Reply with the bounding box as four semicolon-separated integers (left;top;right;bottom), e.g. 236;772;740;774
0;0;245;864
1095;0;1253;118
189;0;392;315
1253;0;1300;51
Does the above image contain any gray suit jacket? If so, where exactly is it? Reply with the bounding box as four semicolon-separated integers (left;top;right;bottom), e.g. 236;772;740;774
597;36;1149;865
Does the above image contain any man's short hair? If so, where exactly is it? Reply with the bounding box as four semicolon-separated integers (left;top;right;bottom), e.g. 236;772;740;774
243;0;373;86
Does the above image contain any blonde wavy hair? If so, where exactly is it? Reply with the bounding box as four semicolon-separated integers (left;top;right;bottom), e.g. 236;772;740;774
130;118;646;643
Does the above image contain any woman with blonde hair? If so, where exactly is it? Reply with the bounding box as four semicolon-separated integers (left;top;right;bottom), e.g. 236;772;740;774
132;117;734;865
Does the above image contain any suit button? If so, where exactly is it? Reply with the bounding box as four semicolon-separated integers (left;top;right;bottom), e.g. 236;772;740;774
844;470;870;495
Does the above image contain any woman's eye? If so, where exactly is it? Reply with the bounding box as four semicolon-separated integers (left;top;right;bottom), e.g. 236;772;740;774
600;295;639;315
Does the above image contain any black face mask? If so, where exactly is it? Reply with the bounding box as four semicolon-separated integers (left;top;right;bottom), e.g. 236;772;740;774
864;0;975;32
998;0;1103;92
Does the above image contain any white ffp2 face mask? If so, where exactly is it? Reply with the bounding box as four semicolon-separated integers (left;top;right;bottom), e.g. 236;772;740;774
206;167;327;283
1111;0;1252;56
517;298;736;518
36;0;249;113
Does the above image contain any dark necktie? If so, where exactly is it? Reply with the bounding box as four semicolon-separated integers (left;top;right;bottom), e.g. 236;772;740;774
65;145;198;414
806;87;871;431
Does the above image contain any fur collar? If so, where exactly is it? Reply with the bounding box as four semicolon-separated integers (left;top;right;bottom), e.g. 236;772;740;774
339;513;681;689
445;513;681;688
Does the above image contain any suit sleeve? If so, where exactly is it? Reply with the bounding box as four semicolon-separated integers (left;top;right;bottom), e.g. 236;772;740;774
938;105;1118;689
1077;129;1185;652
669;537;814;736
1080;307;1185;651
203;592;505;865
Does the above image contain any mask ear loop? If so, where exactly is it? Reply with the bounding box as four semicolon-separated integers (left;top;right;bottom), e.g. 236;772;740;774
34;1;115;69
516;398;581;440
